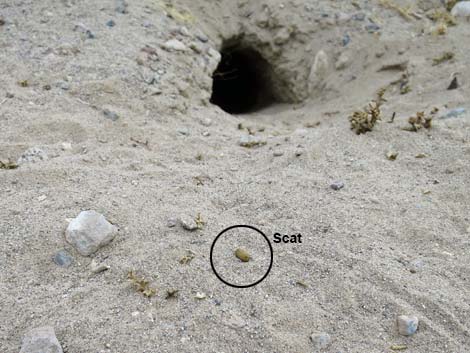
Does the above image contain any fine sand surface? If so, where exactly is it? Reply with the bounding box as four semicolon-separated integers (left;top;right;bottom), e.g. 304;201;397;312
1;0;470;352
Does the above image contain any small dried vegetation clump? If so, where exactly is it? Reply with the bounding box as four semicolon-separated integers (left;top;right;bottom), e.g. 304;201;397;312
349;88;387;134
127;270;157;298
405;108;439;132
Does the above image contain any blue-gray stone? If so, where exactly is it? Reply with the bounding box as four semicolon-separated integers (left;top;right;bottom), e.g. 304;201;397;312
397;315;419;336
53;250;73;267
103;109;119;121
366;23;381;33
330;181;345;190
441;107;466;119
106;20;116;27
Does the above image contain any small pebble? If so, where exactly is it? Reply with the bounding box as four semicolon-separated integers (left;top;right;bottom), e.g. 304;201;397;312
239;135;267;148
273;151;284;157
342;33;351;46
167;218;177;228
115;0;128;14
330;181;344;190
310;332;331;349
177;127;190;136
162;39;188;52
408;259;424;274
195;292;206;300
106;20;116;27
365;23;380;33
397;315;419;336
235;248;251;262
103;109;119;121
90;259;110;274
180;216;198;231
196;33;209;43
52;250;73;268
19;326;63;353
441;108;466;119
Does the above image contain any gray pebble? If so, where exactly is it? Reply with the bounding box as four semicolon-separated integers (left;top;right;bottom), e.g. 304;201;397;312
330;181;344;190
365;23;380;33
273;151;284;157
56;81;70;90
65;210;118;256
103;109;119;121
52;250;73;268
441;107;466;119
342;33;351;46
177;127;190;136
310;332;331;349
409;259;424;273
196;33;209;43
179;216;198;231
397;315;419;336
19;326;63;353
353;13;366;21
115;0;128;14
106;20;116;27
167;218;177;228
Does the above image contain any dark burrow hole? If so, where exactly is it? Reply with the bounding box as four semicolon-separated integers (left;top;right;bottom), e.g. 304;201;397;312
210;42;278;114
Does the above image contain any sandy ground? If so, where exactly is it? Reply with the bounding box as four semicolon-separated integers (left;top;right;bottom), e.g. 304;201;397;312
1;0;470;352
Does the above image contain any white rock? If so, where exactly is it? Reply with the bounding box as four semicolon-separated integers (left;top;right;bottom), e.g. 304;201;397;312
397;315;419;336
179;216;198;231
308;50;329;91
239;135;267;147
19;326;63;353
65;210;118;256
312;50;329;77
17;147;48;164
206;48;222;74
335;52;350;70
451;1;470;17
162;39;187;52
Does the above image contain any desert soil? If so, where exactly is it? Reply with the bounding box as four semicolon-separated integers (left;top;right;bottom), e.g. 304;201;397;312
1;0;470;352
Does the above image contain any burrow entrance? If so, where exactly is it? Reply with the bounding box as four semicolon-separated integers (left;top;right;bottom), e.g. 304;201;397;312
210;40;279;114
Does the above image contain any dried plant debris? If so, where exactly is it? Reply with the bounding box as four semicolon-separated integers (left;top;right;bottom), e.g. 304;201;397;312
432;52;455;66
390;345;408;351
179;250;195;264
195;213;205;229
405;108;439;132
378;60;408;72
295;280;309;288
127;271;156;298
0;160;18;170
349;88;386;134
165;289;179;299
235;248;251;262
427;9;457;26
386;151;399;161
433;22;448;35
379;0;413;20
